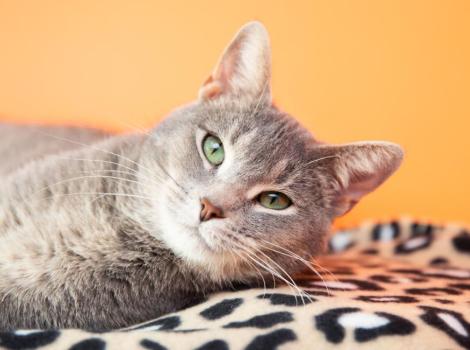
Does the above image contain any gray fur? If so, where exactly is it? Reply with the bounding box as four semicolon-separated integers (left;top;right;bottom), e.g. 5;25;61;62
0;22;403;330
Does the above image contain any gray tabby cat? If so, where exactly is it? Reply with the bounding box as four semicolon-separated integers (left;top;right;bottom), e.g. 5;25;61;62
0;22;403;330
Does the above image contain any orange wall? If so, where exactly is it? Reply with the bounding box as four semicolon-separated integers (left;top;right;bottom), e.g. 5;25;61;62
0;1;469;226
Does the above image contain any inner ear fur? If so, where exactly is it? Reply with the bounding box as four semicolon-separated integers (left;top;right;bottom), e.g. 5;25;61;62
198;21;272;104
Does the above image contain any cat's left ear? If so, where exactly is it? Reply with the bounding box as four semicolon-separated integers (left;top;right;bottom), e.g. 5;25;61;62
314;141;404;217
199;21;272;104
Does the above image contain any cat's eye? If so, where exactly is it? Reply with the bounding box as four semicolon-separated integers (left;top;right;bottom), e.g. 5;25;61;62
202;134;225;166
257;191;292;210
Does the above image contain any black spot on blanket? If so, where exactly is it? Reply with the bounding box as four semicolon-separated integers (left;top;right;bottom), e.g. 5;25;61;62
372;221;400;241
370;274;428;284
224;312;293;329
356;295;418;303
449;283;470;290
132;316;180;331
200;298;243;320
390;268;470;281
369;275;397;283
354;312;416;342
194;339;229;350
424;271;470;281
315;307;360;343
434;299;454;305
420;306;470;349
69;338;106;350
343;279;385;291
361;248;379;255
429;257;449;266
308;279;384;291
173;328;206;333
315;308;415;344
0;331;59;350
245;328;297;350
140;339;168;350
388;268;423;275
257;293;316;306
453;231;470;254
405;288;462;296
395;235;432;254
360;263;385;269
410;222;434;236
298;289;332;297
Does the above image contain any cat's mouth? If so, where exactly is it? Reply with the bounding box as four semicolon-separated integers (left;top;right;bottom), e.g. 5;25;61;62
197;224;226;252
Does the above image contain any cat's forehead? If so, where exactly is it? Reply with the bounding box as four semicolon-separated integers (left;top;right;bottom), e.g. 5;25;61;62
199;101;312;145
198;102;315;183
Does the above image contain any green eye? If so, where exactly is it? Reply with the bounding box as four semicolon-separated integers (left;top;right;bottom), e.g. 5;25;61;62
258;192;292;210
202;134;225;166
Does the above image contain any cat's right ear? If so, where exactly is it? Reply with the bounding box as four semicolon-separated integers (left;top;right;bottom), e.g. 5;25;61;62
198;21;272;104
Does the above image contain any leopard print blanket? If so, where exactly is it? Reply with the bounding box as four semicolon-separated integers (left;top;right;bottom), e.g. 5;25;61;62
1;218;470;350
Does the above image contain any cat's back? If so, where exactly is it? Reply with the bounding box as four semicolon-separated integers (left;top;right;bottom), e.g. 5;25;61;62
0;123;110;176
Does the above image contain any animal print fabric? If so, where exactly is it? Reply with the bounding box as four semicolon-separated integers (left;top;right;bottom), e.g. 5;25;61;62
2;218;470;350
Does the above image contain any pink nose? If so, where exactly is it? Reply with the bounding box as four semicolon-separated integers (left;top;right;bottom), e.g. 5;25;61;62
200;198;224;222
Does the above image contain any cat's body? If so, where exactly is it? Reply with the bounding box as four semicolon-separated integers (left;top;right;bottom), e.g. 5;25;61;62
0;22;403;330
0;125;216;329
0;124;108;176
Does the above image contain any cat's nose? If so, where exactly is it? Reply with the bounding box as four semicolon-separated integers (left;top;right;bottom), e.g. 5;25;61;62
200;198;225;222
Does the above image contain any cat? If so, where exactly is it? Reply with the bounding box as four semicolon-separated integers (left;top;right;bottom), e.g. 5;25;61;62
0;21;403;330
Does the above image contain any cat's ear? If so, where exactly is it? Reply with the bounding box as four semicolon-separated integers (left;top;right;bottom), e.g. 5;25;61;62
315;142;404;217
199;21;272;103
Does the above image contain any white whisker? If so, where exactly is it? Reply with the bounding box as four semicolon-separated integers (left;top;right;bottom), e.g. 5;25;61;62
231;240;310;305
258;239;332;296
35;130;188;194
249;245;312;305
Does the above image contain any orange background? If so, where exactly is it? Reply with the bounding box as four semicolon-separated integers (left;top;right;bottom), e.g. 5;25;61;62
0;1;469;227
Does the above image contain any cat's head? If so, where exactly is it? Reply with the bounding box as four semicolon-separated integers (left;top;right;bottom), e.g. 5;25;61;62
141;22;403;282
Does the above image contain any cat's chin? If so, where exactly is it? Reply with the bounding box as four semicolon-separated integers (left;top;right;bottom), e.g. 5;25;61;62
197;220;231;251
187;234;247;282
156;215;246;281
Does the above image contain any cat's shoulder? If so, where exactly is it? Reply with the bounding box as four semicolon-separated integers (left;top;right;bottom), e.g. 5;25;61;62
0;123;111;177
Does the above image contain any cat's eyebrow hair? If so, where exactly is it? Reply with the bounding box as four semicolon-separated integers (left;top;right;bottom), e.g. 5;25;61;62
229;121;257;145
197;124;218;137
274;161;300;185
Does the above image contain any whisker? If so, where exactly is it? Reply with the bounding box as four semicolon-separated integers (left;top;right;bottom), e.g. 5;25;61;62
116;120;152;137
232;240;308;305
151;157;189;195
258;239;332;296
239;251;268;293
35;130;188;194
19;173;160;209
230;249;268;295
303;155;341;168
242;247;299;301
225;232;277;288
236;244;283;293
228;229;311;304
54;156;185;199
249;245;312;305
41;192;153;201
310;258;339;283
54;156;140;175
77;169;185;200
